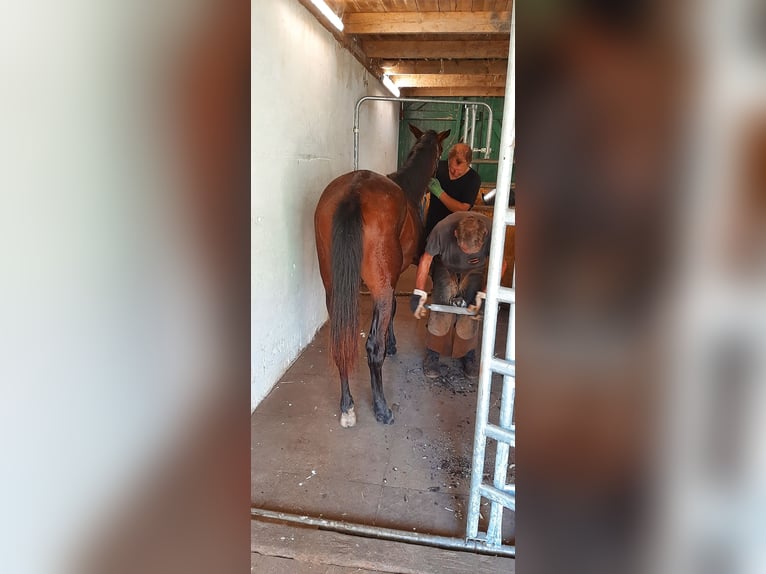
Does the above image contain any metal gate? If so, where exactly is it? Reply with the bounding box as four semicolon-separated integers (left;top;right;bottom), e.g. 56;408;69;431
396;98;505;186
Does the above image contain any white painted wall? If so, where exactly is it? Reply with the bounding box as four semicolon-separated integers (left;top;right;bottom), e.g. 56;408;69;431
251;0;400;411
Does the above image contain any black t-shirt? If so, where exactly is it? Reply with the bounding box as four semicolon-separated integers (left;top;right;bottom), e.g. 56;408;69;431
425;160;482;236
425;212;492;274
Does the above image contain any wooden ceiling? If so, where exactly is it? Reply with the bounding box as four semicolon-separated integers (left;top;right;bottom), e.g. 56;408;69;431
297;0;512;97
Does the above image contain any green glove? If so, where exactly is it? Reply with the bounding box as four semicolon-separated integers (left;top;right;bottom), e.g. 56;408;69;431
427;177;444;198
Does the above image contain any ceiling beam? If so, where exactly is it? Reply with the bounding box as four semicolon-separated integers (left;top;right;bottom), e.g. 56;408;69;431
391;74;505;88
343;11;510;34
363;40;509;59
378;59;507;75
401;86;506;97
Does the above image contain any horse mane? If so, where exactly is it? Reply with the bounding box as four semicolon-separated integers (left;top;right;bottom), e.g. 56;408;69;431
388;130;440;206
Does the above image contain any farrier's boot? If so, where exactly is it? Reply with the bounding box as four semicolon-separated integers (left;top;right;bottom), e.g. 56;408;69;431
460;349;479;380
423;349;441;379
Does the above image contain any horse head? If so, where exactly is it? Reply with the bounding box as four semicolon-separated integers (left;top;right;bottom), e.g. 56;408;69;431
409;124;451;177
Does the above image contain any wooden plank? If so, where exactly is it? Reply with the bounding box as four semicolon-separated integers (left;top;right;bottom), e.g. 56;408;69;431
435;0;474;11
252;519;515;574
472;0;500;10
390;0;416;8
417;0;441;11
344;11;510;34
363;39;509;58
252;553;392;573
379;59;507;75
401;86;506;97
330;0;385;12
391;73;505;88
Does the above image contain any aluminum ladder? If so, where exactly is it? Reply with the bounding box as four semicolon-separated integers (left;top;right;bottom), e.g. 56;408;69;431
465;4;516;552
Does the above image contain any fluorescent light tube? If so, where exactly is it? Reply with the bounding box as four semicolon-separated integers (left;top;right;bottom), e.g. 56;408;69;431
310;0;344;31
382;75;400;98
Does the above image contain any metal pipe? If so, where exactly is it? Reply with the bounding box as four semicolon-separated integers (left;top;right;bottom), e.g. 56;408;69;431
251;507;516;558
482;187;497;203
353;96;494;170
462;104;470;143
466;4;515;542
469;104;477;152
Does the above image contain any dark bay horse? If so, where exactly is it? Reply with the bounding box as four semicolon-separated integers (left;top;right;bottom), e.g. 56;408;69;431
314;125;450;427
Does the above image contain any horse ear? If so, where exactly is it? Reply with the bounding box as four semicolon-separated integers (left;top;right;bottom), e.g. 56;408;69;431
437;129;451;142
409;124;424;139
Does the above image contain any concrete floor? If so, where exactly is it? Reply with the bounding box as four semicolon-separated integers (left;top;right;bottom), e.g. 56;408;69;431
251;268;515;563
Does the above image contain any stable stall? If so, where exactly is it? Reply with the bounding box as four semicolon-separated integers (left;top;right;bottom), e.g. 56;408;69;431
251;2;515;570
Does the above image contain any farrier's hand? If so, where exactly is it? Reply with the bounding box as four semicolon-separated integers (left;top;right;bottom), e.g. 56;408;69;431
427;178;444;198
410;289;428;319
468;291;486;319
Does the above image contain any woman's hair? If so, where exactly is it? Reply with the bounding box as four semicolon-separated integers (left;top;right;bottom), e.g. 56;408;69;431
456;215;489;252
448;143;473;165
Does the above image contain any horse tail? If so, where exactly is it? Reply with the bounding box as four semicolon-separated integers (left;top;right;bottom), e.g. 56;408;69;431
330;189;363;373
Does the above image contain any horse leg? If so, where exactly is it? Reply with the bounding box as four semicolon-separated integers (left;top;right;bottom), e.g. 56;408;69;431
324;290;356;428
367;294;394;424
338;370;356;428
386;294;397;356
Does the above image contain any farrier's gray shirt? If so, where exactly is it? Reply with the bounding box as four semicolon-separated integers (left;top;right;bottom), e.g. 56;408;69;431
424;211;492;274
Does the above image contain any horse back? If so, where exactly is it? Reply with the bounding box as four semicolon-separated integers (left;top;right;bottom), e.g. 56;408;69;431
315;170;418;289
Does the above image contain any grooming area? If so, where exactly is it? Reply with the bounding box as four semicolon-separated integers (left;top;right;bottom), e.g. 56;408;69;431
252;2;515;571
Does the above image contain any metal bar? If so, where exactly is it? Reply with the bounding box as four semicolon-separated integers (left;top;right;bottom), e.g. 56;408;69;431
251;507;516;558
504;208;516;226
489;357;515;377
462;104;469;143
478;484;516;511
426;303;478;315
496;286;515;304
353;96;494;170
466;4;515;541
507;282;516;364
402;116;456;121
469;104;477;152
485;423;515;446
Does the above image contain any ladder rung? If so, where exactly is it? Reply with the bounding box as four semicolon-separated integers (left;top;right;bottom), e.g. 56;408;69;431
496;286;515;304
485;423;515;447
479;484;516;511
504;209;516;226
489;357;515;377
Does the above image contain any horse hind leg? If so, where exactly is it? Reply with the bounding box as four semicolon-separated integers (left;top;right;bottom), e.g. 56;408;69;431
326;293;356;428
339;372;356;428
367;295;394;424
385;294;397;356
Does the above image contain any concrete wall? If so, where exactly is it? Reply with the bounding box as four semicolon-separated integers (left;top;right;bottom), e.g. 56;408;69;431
251;0;399;411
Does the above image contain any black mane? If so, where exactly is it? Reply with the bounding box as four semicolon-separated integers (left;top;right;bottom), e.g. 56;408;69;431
388;130;440;206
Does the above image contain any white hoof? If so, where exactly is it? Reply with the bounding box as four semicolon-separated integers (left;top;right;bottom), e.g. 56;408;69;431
340;407;356;428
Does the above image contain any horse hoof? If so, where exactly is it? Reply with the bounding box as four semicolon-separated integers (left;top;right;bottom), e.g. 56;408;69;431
387;345;397;356
375;408;394;425
340;407;356;428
